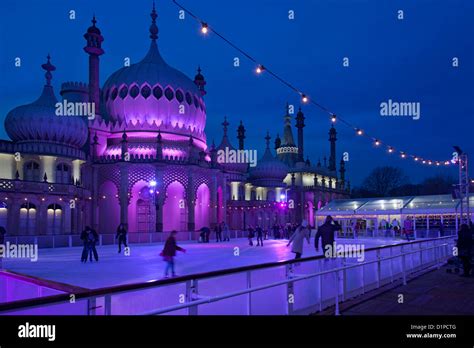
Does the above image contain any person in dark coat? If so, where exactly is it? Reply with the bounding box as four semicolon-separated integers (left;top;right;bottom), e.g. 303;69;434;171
256;226;264;246
81;226;99;262
214;224;222;242
80;227;90;262
160;230;186;278
116;223;128;253
457;224;472;277
247;226;255;246
199;227;211;243
315;215;342;258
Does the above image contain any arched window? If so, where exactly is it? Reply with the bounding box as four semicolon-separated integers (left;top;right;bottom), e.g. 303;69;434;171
56;163;70;184
47;204;62;235
20;202;36;235
24;161;40;181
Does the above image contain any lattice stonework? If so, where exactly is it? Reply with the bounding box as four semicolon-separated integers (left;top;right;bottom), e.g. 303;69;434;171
162;165;190;192
98;165;120;192
127;164;157;192
192;171;212;196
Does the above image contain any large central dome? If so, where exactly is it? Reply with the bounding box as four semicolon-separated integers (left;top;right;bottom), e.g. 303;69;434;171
102;4;206;141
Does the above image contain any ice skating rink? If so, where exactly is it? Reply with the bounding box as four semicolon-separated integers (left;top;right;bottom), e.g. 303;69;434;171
2;237;406;289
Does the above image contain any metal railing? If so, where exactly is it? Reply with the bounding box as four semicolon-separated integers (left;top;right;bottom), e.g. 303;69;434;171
0;236;455;315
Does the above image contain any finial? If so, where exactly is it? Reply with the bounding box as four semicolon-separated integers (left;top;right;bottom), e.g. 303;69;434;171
222;116;229;136
41;54;56;86
265;131;271;149
197;65;202;74
92;14;97;26
122;130;128;142
149;1;159;41
157;129;162;143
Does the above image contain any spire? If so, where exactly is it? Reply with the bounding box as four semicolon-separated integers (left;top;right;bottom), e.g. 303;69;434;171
295;107;305;162
149;1;159;41
41;54;56;86
194;65;207;96
265;131;271;149
237;120;245;150
222;116;229;136
92;14;97;27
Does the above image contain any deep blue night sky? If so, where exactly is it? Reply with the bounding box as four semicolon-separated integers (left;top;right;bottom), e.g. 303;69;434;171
1;0;473;186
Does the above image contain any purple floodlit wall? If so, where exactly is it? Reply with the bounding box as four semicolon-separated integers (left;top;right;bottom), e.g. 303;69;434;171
194;183;210;230
129;180;153;233
163;181;186;232
98;181;120;234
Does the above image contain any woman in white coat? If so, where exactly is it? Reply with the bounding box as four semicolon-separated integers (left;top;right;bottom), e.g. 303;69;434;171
286;220;311;259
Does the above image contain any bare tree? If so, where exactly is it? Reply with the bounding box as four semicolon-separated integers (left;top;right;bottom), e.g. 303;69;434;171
360;166;409;197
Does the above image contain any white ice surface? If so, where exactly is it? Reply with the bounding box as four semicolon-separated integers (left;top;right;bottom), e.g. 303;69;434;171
3;237;406;289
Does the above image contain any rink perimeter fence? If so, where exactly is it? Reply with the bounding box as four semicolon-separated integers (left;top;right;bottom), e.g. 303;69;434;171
2;228;454;249
0;235;455;315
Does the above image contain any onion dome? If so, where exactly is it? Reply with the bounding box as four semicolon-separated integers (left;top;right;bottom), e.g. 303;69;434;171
102;3;206;140
4;55;88;148
250;132;288;186
216;117;248;173
86;15;101;35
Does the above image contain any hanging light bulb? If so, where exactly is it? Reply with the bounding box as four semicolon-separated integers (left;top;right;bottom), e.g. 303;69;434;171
374;139;380;146
301;94;309;103
331;114;337;123
256;65;264;74
356;128;363;136
414;156;419;161
388;147;394;153
201;22;209;34
400;152;406;159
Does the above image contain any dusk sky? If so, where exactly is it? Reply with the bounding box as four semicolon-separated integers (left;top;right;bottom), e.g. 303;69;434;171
1;0;473;186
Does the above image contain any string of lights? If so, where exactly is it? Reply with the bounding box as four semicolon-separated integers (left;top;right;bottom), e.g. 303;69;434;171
172;0;455;167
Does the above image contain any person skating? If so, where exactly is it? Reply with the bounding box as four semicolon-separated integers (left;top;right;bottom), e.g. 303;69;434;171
222;222;230;241
87;227;99;262
160;230;186;278
80;227;90;262
457;224;472;277
214;224;222;242
199;227;211;243
286;220;311;259
315;215;341;258
247;226;255;246
256;226;264;246
116;223;128;253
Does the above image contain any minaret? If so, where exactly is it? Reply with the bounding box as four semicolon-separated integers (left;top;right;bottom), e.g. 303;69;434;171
275;134;281;150
83;15;104;112
295;107;305;162
194;66;207;97
339;158;346;189
237;121;245;150
329;125;337;171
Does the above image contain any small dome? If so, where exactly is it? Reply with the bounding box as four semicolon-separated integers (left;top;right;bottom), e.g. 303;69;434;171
250;147;288;184
4;56;88;148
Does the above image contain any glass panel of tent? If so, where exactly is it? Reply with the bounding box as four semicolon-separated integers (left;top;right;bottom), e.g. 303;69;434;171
316;194;474;239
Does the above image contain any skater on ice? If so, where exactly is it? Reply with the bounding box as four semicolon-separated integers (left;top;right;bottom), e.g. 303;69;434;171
116;223;128;253
287;220;311;259
160;230;186;278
